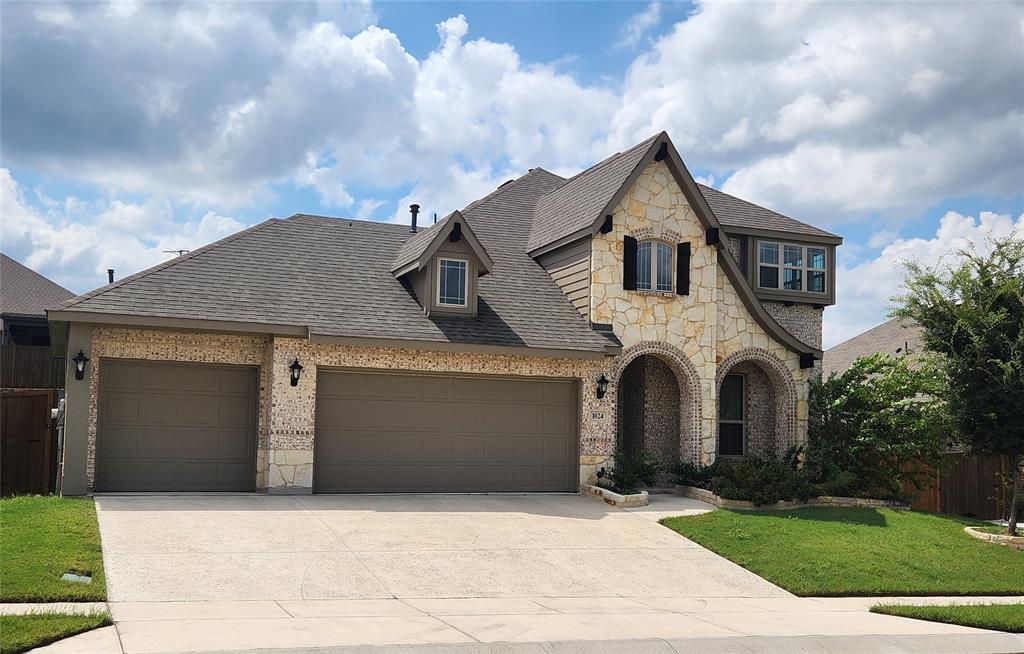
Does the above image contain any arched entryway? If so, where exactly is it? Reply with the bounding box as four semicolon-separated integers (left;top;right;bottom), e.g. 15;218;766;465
612;342;702;480
714;348;797;460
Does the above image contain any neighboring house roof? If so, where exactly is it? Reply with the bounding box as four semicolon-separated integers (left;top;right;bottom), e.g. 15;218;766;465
822;318;924;377
0;253;74;320
390;210;494;276
54;169;613;356
698;185;841;241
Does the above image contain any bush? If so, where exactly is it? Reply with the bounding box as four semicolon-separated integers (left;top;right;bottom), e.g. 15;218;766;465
598;450;663;495
670;448;816;506
806;353;950;501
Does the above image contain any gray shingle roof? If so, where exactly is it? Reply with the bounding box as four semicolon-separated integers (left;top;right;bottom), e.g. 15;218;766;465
391;213;452;273
58;170;610;354
527;135;658;252
1;253;74;319
822;318;923;377
698;185;840;240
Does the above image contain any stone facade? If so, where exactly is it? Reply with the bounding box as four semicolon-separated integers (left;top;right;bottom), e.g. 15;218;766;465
591;160;810;465
762;301;823;349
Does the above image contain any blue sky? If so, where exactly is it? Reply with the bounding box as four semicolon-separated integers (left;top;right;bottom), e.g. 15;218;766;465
1;1;1022;347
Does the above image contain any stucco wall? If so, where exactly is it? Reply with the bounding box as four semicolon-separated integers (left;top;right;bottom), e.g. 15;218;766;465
590;161;810;462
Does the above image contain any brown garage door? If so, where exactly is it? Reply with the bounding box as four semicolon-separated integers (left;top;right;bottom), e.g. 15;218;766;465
96;360;258;492
315;370;577;493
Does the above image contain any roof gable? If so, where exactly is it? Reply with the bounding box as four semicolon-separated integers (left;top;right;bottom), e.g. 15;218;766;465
391;211;494;277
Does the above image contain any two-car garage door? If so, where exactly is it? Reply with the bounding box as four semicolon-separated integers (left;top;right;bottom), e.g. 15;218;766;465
314;370;577;493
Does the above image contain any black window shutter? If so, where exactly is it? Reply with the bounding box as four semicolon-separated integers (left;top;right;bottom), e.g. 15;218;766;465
623;236;638;290
677;242;691;295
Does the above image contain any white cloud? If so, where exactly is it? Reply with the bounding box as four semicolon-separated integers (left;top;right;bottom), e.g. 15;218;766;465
824;210;1024;348
0;169;244;293
619;2;662;48
609;2;1024;223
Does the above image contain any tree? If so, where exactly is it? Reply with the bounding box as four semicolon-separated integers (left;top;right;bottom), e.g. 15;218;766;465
893;235;1024;535
806;353;951;501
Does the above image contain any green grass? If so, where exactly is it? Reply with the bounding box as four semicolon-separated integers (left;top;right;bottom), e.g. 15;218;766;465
0;496;106;602
661;508;1024;596
871;603;1024;633
0;613;111;654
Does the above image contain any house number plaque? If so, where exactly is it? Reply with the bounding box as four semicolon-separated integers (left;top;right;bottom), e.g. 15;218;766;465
590;410;609;423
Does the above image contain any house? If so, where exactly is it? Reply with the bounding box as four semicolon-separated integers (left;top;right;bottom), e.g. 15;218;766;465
822;317;923;377
48;132;842;495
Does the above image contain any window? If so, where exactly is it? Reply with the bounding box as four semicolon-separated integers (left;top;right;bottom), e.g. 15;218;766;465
758;242;826;293
718;374;744;456
636;240;673;292
437;258;468;307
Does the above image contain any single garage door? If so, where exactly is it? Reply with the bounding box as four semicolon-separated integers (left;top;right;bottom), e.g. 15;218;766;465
315;370;577;493
95;360;258;492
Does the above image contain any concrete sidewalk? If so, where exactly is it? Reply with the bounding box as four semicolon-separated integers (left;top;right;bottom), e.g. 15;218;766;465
30;596;1024;654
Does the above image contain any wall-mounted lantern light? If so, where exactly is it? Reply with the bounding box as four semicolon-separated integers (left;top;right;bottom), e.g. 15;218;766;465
596;374;609;399
72;350;90;381
289;358;304;387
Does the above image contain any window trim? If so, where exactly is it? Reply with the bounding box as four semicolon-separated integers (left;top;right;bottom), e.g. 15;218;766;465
436;257;469;308
718;373;745;457
636;238;675;293
757;241;827;294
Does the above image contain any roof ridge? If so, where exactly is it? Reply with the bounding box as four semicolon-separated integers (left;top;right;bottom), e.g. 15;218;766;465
461;168;547;214
1;253;74;296
57;218;283;311
559;133;660;186
825;317;918;352
289;213;413;228
699;184;841;239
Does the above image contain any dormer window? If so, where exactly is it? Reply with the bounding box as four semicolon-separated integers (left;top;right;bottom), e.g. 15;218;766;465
437;257;468;307
637;240;674;292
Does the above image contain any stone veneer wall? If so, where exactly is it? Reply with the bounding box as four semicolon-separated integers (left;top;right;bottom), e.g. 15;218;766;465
727;362;776;457
761;301;823;350
617;356;680;474
591;160;810;463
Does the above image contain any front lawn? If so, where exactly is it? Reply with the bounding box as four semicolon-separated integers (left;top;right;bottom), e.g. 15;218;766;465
0;496;107;602
871;603;1024;633
0;613;111;654
661;508;1024;596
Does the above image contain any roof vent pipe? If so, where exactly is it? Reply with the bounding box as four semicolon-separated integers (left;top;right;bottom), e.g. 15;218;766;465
409;204;420;233
107;269;114;284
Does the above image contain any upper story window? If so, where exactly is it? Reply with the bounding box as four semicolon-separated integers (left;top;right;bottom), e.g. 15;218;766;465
758;242;826;293
637;240;674;292
437;258;468;306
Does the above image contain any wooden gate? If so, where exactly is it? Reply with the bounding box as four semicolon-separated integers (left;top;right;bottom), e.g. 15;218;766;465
1;389;56;496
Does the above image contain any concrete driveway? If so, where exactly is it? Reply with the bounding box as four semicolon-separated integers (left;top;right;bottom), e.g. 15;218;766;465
95;493;782;602
86;494;1024;654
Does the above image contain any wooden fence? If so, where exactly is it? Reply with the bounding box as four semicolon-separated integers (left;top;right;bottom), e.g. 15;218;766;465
1;388;57;496
0;344;65;389
903;453;1013;520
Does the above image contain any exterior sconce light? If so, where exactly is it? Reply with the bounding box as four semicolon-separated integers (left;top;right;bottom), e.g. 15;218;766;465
596;374;609;399
289;358;304;387
72;350;90;381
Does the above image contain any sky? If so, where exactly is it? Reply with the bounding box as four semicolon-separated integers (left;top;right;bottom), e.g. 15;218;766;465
1;0;1022;349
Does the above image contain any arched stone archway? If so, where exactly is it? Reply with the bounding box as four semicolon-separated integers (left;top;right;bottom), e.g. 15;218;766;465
611;341;703;465
714;348;797;458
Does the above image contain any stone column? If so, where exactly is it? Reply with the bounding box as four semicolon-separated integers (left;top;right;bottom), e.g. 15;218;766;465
59;321;95;495
266;336;316;494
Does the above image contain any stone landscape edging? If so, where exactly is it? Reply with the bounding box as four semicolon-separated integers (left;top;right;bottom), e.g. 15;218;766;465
673;485;908;511
580;483;650;508
964;526;1024;550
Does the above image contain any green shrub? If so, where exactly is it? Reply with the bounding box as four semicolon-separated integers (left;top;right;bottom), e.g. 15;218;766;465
670;448;815;506
598;450;663;495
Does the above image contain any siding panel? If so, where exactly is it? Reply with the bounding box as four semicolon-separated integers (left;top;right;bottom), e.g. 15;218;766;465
537;238;591;320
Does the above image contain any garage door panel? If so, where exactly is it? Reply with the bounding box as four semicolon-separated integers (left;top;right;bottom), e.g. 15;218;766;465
97;360;256;492
315;371;576;493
